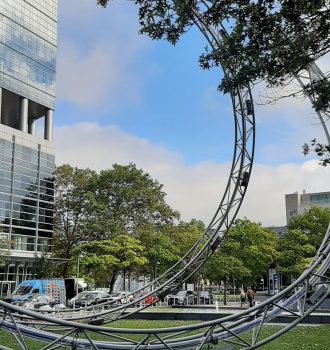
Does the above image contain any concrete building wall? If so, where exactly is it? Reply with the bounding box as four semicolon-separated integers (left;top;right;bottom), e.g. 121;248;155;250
285;190;330;224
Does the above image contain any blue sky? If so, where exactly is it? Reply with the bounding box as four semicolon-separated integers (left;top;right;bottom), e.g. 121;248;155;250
53;0;329;226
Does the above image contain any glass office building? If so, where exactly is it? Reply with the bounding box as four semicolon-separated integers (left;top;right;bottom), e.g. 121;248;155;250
0;0;57;293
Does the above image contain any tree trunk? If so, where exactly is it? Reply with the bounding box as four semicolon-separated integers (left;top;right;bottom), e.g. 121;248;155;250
224;282;228;305
62;262;69;278
128;271;131;291
109;271;117;294
123;270;126;291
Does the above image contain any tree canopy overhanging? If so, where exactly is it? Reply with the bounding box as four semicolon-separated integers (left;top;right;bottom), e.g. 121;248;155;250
97;0;330;163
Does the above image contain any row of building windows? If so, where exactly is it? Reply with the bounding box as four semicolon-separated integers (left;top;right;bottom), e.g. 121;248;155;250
0;43;56;93
1;174;54;190
0;140;55;161
0;0;57;44
1;15;56;69
310;194;330;204
0;210;53;222
2;226;52;237
0;201;53;218
0;232;52;252
0;177;54;202
0;70;55;110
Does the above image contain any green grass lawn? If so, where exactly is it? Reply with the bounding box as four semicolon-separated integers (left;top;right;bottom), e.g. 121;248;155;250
0;320;329;349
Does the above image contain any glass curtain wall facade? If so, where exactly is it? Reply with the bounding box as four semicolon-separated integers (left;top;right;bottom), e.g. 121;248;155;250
0;0;57;292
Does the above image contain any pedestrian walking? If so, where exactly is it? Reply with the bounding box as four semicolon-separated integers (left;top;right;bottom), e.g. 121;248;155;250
240;289;246;307
246;287;255;307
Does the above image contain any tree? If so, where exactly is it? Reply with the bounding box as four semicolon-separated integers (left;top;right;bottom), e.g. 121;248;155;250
171;219;205;258
33;251;54;279
287;207;330;250
203;218;278;294
97;0;330;163
78;234;148;292
277;229;315;279
94;163;179;239
53;164;101;277
134;219;205;281
303;139;330;167
225;219;278;283
135;224;180;280
203;251;249;305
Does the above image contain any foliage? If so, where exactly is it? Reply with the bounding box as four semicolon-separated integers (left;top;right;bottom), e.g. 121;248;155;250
135;219;204;279
98;0;330;109
77;234;148;290
203;251;250;285
52;164;100;277
98;0;330;164
287;207;330;250
277;207;330;278
135;224;180;279
33;251;54;279
94;163;179;239
52;163;180;283
303;139;330;166
171;219;205;257
203;218;278;287
277;229;315;277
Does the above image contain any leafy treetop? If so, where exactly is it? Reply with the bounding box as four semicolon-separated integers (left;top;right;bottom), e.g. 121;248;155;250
97;0;330;163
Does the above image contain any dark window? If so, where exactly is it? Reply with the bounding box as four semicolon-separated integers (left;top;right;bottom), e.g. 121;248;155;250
39;201;53;209
11;227;36;236
0;225;10;233
38;230;52;238
13;196;37;207
38;223;53;230
12;219;36;228
39;194;53;202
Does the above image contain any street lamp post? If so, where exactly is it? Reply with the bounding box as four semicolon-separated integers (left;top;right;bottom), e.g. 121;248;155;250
76;254;82;296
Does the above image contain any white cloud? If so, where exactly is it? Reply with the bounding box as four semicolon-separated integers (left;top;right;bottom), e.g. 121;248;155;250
54;123;330;227
56;45;115;107
56;0;149;112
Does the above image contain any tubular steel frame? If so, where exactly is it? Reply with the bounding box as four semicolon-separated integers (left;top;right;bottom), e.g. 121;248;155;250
1;1;330;349
0;224;329;350
8;1;255;325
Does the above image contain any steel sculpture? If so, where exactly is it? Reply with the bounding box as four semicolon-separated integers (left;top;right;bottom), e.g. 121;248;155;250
0;224;329;349
1;1;329;349
8;0;255;325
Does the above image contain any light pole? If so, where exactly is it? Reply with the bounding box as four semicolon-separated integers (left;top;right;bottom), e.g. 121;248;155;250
153;261;160;291
76;254;82;296
261;278;264;292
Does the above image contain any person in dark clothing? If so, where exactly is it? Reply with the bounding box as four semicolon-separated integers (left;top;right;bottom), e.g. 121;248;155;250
246;287;255;307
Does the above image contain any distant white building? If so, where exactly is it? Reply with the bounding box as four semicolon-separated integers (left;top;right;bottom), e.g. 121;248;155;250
285;190;330;224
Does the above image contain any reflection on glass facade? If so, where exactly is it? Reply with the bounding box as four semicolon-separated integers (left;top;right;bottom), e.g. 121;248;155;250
0;136;55;253
0;0;57;109
0;0;56;285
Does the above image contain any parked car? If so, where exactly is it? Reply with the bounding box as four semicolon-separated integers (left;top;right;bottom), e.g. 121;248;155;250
109;291;134;304
12;293;66;310
166;290;197;306
69;291;111;308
